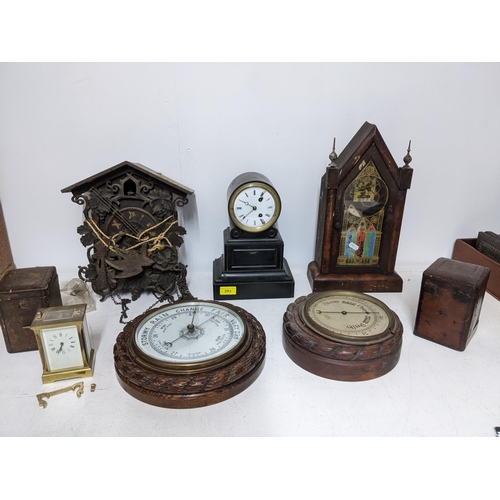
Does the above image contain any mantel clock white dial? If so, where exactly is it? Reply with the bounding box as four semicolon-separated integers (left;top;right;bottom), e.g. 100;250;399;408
227;172;281;236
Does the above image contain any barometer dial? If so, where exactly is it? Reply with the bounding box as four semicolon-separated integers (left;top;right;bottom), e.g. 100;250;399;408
300;291;393;345
133;301;247;369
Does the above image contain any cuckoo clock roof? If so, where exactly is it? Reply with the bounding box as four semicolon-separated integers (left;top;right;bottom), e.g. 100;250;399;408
61;161;194;197
334;121;404;186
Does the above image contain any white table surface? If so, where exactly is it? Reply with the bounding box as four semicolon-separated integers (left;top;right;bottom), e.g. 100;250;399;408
1;265;499;438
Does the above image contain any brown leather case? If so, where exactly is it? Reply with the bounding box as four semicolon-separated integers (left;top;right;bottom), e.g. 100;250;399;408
0;267;62;353
414;257;490;351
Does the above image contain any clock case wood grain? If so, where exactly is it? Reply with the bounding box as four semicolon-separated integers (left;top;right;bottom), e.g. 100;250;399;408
308;122;413;293
413;257;490;351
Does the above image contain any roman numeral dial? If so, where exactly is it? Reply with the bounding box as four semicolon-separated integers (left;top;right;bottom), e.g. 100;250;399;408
40;325;85;372
228;174;281;234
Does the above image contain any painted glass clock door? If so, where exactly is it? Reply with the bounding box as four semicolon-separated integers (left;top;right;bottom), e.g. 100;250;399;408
337;160;388;266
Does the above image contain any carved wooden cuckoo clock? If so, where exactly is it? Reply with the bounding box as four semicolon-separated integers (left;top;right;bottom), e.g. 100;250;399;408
307;122;413;293
62;161;194;320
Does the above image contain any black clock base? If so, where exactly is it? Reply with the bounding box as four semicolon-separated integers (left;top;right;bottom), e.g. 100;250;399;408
213;256;294;300
307;261;403;293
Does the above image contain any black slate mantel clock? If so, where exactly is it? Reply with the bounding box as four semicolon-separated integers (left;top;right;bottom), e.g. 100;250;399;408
213;172;294;300
307;122;413;293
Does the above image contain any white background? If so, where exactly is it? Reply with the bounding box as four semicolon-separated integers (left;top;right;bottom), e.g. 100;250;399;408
1;3;500;497
1;62;499;281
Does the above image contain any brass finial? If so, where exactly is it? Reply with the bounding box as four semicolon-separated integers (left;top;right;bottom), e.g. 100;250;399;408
403;140;412;167
329;138;338;166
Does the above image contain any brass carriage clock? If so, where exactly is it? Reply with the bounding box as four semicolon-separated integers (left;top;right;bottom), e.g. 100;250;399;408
307;122;413;293
29;304;95;384
62;161;194;321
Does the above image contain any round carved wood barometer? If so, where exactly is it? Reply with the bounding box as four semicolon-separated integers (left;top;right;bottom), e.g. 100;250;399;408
283;290;403;381
114;299;266;408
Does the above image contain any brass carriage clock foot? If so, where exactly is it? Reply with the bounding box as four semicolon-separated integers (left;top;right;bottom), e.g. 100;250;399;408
213;172;294;300
114;299;266;408
282;291;403;381
307;123;413;293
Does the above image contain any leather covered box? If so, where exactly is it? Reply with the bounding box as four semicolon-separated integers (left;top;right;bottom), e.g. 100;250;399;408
413;257;490;351
0;267;62;353
452;238;500;301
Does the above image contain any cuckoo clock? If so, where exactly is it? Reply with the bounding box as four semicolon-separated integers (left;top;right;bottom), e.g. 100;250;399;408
307;122;413;293
62;161;194;320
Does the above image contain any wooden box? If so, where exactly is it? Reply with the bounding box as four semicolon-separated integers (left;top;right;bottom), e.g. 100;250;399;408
0;267;62;353
452;238;500;301
0;201;14;281
413;257;490;351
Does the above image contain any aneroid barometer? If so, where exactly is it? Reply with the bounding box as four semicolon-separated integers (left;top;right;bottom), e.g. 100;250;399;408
307;122;413;293
114;299;266;408
29;304;95;384
283;290;403;381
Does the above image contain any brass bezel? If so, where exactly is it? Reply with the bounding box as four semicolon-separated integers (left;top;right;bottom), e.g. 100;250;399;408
130;300;251;374
298;290;396;346
228;181;281;233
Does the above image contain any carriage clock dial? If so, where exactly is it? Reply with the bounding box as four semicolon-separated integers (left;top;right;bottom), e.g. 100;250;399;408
42;326;84;371
114;299;266;408
228;172;281;236
283;290;403;381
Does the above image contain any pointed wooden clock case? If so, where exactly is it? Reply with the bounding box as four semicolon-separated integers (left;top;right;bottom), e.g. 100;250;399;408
307;122;413;293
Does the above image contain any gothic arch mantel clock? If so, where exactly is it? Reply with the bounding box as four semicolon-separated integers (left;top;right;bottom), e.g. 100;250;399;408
62;161;194;320
307;122;413;293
